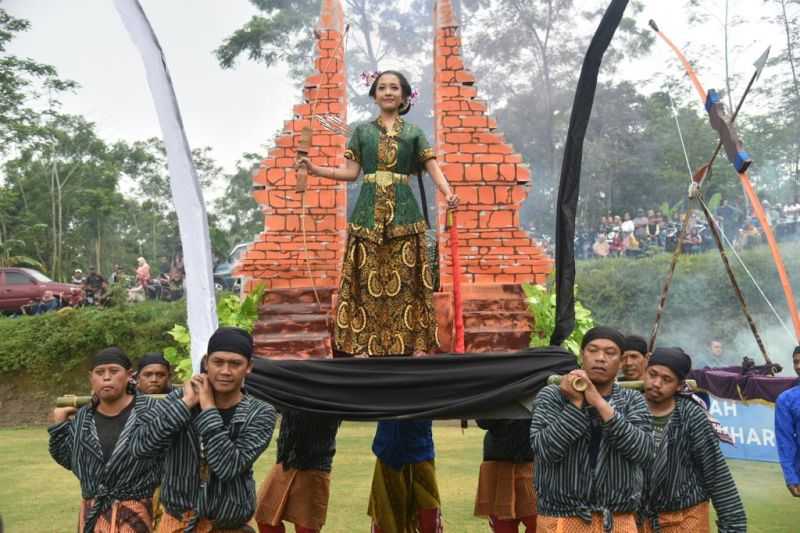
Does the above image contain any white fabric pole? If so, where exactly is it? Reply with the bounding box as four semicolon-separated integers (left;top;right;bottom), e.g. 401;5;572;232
114;0;218;371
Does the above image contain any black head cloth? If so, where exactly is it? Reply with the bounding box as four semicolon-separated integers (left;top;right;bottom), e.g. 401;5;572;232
622;335;648;355
207;326;253;360
648;347;692;380
137;352;171;372
581;326;625;352
793;345;800;356
92;347;132;370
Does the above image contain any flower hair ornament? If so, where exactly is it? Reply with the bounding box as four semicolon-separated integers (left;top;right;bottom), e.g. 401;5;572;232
361;70;419;106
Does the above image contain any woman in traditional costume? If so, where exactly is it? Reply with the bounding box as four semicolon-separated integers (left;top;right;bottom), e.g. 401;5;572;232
298;70;458;357
297;70;458;533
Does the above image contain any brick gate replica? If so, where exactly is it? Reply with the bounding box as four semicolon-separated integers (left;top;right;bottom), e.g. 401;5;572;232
236;0;551;358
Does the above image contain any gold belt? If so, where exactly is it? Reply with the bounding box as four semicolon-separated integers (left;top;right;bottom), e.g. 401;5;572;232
363;171;408;187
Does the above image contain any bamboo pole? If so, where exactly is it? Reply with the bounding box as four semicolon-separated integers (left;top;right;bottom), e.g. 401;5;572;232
546;375;699;392
55;394;166;407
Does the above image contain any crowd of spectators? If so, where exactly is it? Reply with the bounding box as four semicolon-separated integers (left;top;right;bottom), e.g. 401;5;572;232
576;199;800;260
22;255;185;315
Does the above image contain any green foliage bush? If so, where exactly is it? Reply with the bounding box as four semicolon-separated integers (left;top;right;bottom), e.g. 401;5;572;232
576;242;800;358
0;300;186;379
523;280;595;357
164;285;265;381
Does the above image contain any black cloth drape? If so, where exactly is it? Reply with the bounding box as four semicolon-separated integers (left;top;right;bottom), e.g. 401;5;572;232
245;348;577;420
550;0;629;346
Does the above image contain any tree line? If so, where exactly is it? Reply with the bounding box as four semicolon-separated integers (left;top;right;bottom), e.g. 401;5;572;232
2;1;799;280
217;0;800;234
0;8;262;280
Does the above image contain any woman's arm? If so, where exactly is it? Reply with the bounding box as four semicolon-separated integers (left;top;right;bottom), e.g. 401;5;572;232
296;157;361;182
424;158;459;209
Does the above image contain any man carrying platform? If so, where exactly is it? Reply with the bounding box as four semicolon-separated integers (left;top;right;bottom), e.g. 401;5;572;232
529;326;653;532
49;347;161;532
640;347;746;532
255;410;340;533
137;352;174;395
131;327;276;532
619;335;649;382
474;418;536;532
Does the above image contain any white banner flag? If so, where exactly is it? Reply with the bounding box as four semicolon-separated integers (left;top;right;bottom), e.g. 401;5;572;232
114;0;218;371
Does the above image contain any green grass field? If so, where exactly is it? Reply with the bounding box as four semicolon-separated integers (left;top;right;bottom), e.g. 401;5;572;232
0;423;796;532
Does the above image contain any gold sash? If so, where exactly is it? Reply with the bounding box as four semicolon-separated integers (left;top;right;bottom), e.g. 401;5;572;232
363;171;409;187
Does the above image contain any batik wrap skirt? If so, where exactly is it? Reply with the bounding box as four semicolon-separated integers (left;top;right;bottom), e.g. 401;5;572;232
255;464;331;531
367;459;442;533
474;461;537;520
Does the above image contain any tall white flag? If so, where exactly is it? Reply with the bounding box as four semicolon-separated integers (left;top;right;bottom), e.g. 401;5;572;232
114;0;218;371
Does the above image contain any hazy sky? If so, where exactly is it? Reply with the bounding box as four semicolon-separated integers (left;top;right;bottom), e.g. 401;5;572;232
5;0;296;172
4;0;776;173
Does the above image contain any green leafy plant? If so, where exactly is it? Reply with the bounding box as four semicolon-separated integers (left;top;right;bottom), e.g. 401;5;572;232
217;284;265;331
163;324;193;382
523;277;595;358
164;284;267;382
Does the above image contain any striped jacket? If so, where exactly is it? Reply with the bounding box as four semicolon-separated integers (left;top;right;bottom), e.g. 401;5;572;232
529;383;654;521
130;389;276;529
643;396;746;532
48;393;161;532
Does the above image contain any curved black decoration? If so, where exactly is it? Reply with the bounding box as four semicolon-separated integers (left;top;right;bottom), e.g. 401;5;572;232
245;348;577;420
550;0;629;346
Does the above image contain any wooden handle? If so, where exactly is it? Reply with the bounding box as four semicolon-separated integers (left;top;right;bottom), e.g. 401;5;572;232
296;166;308;193
295;126;313;193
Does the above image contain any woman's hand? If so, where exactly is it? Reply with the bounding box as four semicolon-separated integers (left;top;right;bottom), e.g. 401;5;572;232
295;156;318;175
446;192;459;210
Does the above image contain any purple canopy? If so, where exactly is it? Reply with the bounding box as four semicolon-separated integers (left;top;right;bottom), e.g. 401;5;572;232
688;365;798;403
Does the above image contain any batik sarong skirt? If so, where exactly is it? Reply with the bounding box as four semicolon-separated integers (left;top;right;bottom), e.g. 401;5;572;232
255;464;331;530
79;498;154;533
640;501;709;533
474;461;537;520
334;232;438;356
537;512;638;533
156;512;253;533
367;459;441;533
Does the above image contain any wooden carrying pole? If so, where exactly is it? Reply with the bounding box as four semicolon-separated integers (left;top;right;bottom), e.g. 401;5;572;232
546;375;699;392
56;394;167;407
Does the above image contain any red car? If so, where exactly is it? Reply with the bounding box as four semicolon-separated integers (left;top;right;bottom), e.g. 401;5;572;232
0;268;82;312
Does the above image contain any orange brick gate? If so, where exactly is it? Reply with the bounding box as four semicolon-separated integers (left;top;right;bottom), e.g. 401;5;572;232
432;0;551;351
235;0;347;358
237;0;551;357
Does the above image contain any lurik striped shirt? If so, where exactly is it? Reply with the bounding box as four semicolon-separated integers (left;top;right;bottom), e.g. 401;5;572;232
529;383;654;521
643;396;746;532
129;389;276;529
48;393;161;532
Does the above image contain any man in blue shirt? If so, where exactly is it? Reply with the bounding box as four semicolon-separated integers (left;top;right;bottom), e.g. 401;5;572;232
775;345;800;497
